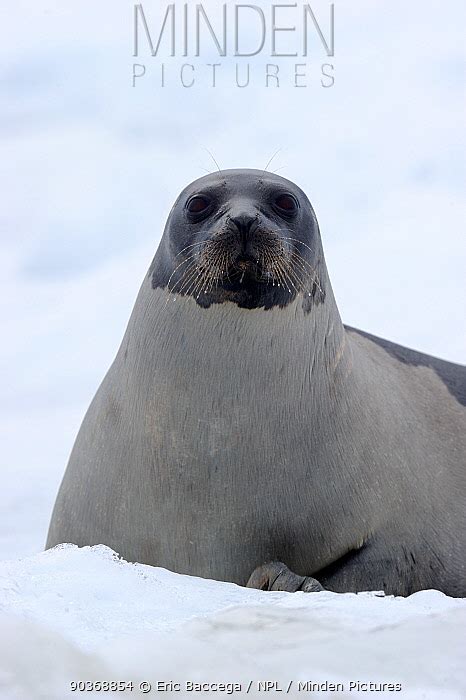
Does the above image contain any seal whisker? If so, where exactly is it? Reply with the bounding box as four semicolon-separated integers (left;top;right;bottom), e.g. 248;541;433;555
175;241;206;258
166;254;200;291
286;254;324;297
282;261;305;294
172;239;230;298
216;250;231;288
261;248;292;292
180;266;205;297
287;253;318;280
203;148;223;176
197;263;216;298
162;260;197;308
262;253;284;288
175;229;232;259
262;149;282;176
286;253;324;293
184;267;204;299
190;251;220;298
169;268;197;299
256;241;294;290
273;258;298;294
171;262;201;296
279;236;317;256
204;251;224;293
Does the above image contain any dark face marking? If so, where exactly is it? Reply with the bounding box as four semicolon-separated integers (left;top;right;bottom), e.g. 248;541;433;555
150;169;326;311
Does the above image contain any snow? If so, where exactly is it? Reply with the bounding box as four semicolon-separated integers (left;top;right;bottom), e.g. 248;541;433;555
1;545;465;700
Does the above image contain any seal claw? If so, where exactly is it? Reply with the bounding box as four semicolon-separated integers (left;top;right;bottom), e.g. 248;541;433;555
247;561;324;593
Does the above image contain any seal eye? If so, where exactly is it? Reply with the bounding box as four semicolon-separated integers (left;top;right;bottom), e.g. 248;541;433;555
275;193;298;214
187;196;210;215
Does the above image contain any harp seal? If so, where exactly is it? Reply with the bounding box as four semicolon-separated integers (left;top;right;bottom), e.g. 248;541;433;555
47;170;466;597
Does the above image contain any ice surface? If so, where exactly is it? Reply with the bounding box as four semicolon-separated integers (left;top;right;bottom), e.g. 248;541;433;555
1;545;465;699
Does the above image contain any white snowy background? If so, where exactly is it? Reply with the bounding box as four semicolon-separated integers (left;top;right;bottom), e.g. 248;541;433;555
0;1;465;698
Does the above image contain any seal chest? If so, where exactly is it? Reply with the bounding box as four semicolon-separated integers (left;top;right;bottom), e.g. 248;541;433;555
110;288;342;582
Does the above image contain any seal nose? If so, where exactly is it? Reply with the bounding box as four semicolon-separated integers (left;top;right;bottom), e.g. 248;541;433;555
230;213;257;254
230;213;256;237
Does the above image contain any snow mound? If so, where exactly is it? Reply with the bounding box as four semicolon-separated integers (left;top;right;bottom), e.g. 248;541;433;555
0;545;465;699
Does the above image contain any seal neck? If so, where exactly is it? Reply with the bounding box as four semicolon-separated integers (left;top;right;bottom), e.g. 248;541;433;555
125;271;351;402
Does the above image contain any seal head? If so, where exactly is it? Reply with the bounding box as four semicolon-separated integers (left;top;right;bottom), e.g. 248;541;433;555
150;169;325;310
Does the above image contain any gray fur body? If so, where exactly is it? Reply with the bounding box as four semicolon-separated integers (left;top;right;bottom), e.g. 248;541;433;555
47;171;466;596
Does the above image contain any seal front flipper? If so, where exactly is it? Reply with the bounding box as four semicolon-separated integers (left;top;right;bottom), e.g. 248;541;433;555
247;562;324;592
